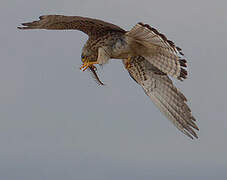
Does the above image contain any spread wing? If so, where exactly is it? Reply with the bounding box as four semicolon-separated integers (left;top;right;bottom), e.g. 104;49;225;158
18;15;126;38
123;56;198;139
126;23;187;80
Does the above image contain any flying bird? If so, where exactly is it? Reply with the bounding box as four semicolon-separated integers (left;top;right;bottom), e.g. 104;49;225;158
18;15;199;139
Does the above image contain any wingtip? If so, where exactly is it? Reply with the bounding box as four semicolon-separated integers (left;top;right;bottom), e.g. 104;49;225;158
184;130;198;140
187;127;199;139
194;133;199;139
17;23;29;30
17;26;28;30
39;15;45;20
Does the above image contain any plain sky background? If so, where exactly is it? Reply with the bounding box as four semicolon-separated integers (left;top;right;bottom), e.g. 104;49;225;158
1;0;227;179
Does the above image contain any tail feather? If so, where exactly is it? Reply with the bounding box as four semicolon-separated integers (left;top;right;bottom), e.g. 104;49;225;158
126;23;187;80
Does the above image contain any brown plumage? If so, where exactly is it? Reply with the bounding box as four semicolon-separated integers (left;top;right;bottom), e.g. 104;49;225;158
18;15;198;139
123;56;198;139
18;15;126;37
126;23;187;80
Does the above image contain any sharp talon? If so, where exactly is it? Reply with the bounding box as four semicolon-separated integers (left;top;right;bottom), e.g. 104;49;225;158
125;62;131;69
125;57;132;69
80;64;87;70
82;66;89;71
80;61;98;71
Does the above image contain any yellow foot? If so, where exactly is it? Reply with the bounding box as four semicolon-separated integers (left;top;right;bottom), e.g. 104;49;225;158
80;61;98;71
124;57;132;69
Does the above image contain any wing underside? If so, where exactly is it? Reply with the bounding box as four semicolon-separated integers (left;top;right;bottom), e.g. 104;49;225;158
123;56;198;139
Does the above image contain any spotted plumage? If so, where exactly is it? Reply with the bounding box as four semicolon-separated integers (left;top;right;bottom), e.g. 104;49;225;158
18;15;198;139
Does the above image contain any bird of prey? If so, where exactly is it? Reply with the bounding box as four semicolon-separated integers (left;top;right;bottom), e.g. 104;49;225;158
18;15;199;139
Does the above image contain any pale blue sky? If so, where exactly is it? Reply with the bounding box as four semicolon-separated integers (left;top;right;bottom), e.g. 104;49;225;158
0;0;227;179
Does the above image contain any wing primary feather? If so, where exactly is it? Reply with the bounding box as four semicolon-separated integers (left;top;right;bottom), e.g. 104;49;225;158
123;56;198;139
18;15;126;38
153;91;196;139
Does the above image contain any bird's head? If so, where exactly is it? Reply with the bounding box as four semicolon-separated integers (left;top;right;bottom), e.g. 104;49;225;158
81;47;98;63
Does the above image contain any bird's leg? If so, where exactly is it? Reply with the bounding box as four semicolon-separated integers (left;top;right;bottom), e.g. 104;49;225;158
124;56;132;69
80;60;98;71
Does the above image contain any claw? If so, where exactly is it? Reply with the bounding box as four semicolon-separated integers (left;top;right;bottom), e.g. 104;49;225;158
80;60;98;71
125;62;131;69
124;57;132;69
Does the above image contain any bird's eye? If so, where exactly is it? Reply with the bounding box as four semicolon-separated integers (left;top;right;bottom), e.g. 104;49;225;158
81;54;85;62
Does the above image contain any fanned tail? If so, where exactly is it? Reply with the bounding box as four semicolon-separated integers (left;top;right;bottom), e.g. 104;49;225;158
126;23;187;80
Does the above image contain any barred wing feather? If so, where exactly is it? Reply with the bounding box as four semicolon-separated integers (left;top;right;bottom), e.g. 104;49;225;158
123;56;198;139
126;23;187;80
